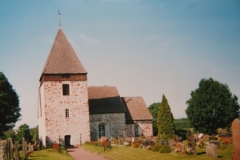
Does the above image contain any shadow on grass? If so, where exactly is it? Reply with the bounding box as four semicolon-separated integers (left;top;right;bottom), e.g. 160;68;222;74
197;152;206;155
66;146;77;152
28;155;47;159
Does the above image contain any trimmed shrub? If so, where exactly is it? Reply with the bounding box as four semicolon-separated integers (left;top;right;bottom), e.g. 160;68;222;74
152;143;162;152
159;144;171;153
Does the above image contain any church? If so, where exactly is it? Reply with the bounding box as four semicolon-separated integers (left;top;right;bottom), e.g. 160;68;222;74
38;26;153;146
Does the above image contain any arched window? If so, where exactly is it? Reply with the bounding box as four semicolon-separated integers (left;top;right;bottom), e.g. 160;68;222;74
98;123;105;138
134;125;139;137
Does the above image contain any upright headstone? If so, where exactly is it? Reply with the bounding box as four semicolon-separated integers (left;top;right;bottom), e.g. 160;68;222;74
232;119;240;160
123;130;126;142
0;140;7;160
22;137;26;158
206;143;218;159
187;130;196;155
14;141;19;160
8;138;13;160
168;140;173;151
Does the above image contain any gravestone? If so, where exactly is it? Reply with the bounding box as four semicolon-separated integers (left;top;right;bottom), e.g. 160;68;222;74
206;143;218;159
160;140;168;146
209;140;221;149
187;129;196;155
168;140;173;151
22;137;26;158
14;141;19;160
0;140;7;160
232;119;240;160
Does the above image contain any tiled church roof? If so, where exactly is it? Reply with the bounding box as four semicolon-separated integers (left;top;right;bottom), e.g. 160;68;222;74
88;86;119;99
88;86;126;114
122;97;153;122
41;28;87;75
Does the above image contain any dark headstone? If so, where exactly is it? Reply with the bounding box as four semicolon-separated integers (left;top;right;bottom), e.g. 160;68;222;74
232;119;240;160
209;140;221;149
187;130;196;155
160;140;168;146
206;143;218;159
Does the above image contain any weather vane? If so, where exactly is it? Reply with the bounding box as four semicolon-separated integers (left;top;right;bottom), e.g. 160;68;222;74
58;10;61;28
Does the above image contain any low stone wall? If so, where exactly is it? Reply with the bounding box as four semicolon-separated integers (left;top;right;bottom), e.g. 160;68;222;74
0;140;7;160
0;138;20;160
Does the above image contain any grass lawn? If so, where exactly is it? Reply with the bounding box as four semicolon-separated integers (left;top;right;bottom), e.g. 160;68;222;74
19;148;74;160
81;142;232;160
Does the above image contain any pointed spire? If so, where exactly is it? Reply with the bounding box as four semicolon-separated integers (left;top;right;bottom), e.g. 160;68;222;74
41;28;87;75
58;10;61;28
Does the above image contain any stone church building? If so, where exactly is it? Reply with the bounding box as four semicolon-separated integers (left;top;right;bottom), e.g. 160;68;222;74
38;27;153;146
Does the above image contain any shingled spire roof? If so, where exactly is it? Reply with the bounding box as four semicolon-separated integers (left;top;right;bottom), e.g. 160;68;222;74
41;28;87;75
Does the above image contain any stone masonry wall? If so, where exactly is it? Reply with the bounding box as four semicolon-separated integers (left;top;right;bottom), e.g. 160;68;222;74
39;80;90;146
125;121;153;137
90;113;125;141
138;120;153;137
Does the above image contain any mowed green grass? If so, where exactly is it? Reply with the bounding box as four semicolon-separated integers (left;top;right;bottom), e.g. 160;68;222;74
19;148;74;160
81;142;232;160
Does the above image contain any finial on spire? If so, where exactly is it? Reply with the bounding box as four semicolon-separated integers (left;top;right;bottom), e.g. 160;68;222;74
58;10;61;28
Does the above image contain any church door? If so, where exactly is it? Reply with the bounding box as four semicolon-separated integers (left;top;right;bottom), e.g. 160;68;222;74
65;135;71;146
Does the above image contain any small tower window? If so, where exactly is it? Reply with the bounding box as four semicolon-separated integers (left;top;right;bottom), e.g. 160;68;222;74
65;109;69;118
63;84;69;95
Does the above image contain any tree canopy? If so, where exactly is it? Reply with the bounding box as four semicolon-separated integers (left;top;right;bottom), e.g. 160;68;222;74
185;78;240;135
16;124;32;143
157;95;175;139
148;102;161;136
0;72;21;136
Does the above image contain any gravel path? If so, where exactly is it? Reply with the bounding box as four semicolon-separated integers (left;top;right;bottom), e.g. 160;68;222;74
67;147;107;160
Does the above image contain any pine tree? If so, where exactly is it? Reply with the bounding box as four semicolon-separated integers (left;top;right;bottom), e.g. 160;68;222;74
157;94;175;140
0;72;21;136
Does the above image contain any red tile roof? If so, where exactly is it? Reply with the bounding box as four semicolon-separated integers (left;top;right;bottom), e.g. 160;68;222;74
41;28;87;75
122;97;153;121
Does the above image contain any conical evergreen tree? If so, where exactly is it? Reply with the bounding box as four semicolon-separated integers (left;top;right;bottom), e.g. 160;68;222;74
157;94;175;140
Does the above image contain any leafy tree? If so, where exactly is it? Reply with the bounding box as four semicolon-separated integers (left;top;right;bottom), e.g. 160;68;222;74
0;72;21;136
174;118;192;130
148;102;161;136
157;94;175;139
30;126;39;141
185;78;240;135
16;124;32;143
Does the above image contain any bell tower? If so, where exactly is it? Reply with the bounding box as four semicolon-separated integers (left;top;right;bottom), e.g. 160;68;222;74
38;27;90;146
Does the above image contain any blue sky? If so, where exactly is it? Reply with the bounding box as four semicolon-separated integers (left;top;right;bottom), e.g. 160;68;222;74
0;0;239;128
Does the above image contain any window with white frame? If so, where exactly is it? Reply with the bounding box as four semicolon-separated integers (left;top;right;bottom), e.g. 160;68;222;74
134;125;139;137
98;123;105;138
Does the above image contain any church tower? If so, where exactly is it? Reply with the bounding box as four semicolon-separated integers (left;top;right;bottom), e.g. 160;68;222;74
38;27;90;146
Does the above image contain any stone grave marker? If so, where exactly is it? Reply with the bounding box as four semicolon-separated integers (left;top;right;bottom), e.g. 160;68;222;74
232;119;240;160
168;140;173;151
187;129;196;155
206;143;218;159
209;140;221;149
160;140;168;146
14;141;19;160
